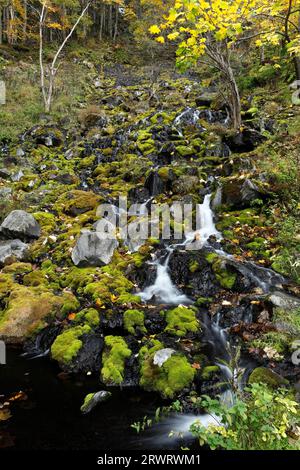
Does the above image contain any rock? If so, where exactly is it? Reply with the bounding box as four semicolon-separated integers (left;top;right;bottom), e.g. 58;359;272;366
11;170;24;182
0;168;11;180
268;291;300;310
16;147;25;157
248;366;289;389
172;175;198;195
0;210;41;240
221;178;268;208
80;391;111;414
153;348;175;367
71;231;119;267
144;171;165;196
0;239;28;266
0;286;63;344
195;91;218;107
224;128;266;153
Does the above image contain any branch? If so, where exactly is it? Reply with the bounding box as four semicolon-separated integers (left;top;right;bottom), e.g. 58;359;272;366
51;0;93;72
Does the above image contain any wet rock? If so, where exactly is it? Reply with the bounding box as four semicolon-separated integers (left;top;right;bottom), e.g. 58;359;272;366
0;239;28;266
224;128;266;153
172;175;198;195
80;391;111;414
72;231;119;267
71;334;104;374
0;210;41;240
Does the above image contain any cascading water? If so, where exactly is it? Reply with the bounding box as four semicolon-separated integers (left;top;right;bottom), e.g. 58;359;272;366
138;193;221;305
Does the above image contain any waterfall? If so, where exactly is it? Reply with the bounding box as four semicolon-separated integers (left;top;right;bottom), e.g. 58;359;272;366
138;193;220;304
139;249;190;305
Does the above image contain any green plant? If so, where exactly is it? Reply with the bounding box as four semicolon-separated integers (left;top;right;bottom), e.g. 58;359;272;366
101;336;132;385
190;383;300;450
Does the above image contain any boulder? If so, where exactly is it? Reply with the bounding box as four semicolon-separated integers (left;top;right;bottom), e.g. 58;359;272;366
195;92;218;107
0;239;28;266
144;171;165;196
0;210;41;240
221;178;268;208
224;128;266;153
71;231;119;267
248;366;289;389
0;286;63;344
268;291;300;310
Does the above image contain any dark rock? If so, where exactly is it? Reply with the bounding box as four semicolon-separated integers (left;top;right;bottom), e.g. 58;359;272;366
0;168;11;180
224;128;266;153
71;230;119;266
144;171;165;196
0;210;41;240
69;333;104;374
0;239;28;266
195;92;217;107
221;178;269;208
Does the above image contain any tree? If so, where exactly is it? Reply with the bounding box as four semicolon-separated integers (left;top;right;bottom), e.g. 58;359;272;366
255;0;300;83
149;0;271;129
38;0;93;112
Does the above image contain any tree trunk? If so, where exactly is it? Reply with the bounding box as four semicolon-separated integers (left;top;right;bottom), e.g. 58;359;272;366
293;56;300;84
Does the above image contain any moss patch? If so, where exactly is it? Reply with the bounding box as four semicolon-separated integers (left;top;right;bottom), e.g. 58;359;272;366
101;336;132;385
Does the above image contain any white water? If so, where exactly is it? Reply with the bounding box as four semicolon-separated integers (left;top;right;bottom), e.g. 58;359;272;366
138;193;220;304
138;249;190;304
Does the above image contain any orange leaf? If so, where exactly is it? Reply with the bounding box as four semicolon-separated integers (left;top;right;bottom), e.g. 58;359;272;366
192;363;201;369
68;313;76;321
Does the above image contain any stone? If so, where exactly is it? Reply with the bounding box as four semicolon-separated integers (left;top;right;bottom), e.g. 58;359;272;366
71;231;119;267
144;171;165;196
269;291;300;310
224;128;267;153
0;210;41;240
0;168;11;179
80;391;111;414
0;239;28;266
195;91;218;107
0;286;63;344
248;366;289;389
153;348;175;367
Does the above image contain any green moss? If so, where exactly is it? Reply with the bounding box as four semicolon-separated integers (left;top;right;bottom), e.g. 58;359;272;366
164;306;199;337
33;211;56;233
2;262;33;275
61;292;80;316
195;296;213;306
206;253;237;289
248;367;289;389
123;309;146;335
55;190;100;216
201;365;220;380
61;267;99;293
176;145;194;157
139;340;195;398
23;270;48;287
77;155;96;169
74;308;100;327
51;324;91;364
101;336;132;385
189;260;199;273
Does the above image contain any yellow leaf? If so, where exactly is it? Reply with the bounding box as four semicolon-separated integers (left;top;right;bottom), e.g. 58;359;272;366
156;36;165;44
149;25;161;35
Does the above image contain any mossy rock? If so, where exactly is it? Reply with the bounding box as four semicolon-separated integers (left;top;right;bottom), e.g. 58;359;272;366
201;365;220;380
164;305;199;337
74;308;100;327
0;285;64;343
248;367;289;389
123;309;146;335
51;324;91;365
139;340;195;398
205;253;237;290
56;190;100;216
101;335;132;385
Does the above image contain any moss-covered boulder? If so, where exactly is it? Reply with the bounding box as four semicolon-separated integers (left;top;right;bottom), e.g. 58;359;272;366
139;340;195;398
0;285;63;343
248;367;289;389
164;305;199;337
123;309;146;335
51;324;91;365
